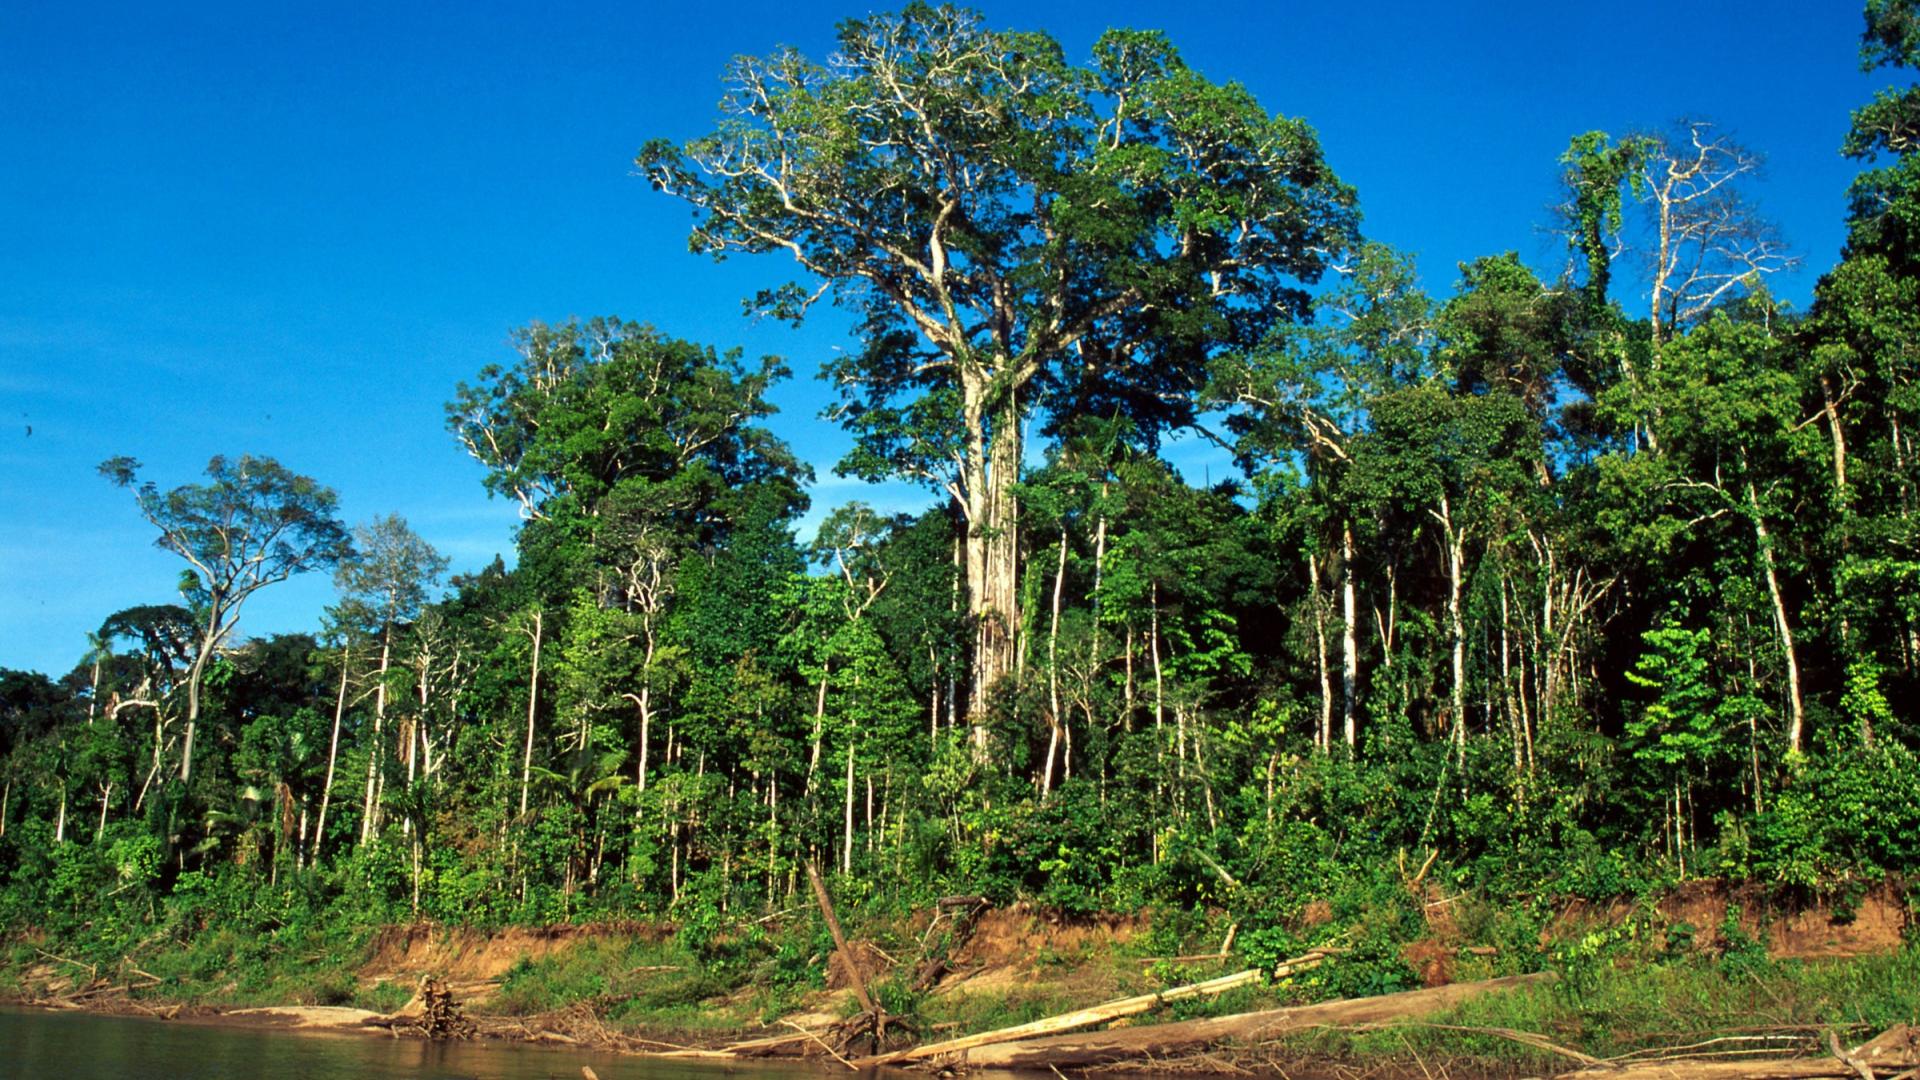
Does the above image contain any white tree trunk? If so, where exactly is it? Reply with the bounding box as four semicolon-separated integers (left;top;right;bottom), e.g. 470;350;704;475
1748;483;1806;754
1308;552;1332;751
359;627;393;845
1437;498;1467;750
841;722;857;875
519;610;543;818
1340;522;1359;751
314;642;349;865
1042;528;1068;797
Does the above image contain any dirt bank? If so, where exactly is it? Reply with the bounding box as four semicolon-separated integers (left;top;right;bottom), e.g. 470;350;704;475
5;879;1912;1076
1553;879;1909;958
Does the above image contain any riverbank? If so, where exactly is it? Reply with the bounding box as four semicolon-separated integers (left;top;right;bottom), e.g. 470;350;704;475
5;880;1916;1076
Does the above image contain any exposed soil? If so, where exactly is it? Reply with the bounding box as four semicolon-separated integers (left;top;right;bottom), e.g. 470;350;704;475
1400;938;1455;987
823;939;893;991
1554;879;1910;959
357;920;670;1000
950;905;1146;970
916;905;1148;1007
8;879;1912;1077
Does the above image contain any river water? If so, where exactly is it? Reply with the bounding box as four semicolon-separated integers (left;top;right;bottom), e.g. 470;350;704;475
0;1006;804;1080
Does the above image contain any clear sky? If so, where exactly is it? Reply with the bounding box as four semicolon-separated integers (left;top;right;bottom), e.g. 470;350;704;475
0;0;1895;678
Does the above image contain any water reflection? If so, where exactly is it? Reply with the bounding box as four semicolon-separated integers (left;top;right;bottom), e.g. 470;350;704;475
0;1007;772;1080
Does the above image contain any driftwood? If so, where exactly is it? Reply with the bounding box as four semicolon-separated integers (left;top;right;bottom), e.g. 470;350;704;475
963;972;1554;1069
1559;1061;1902;1079
375;976;475;1039
1852;1025;1920;1072
857;952;1330;1067
1551;1025;1919;1080
910;894;989;992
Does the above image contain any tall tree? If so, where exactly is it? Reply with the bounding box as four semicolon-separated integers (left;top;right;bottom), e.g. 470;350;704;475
98;456;351;782
641;4;1357;739
1211;242;1433;749
333;515;447;844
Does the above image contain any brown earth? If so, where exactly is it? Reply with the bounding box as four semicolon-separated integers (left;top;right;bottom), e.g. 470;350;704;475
1400;938;1454;987
1554;879;1909;959
950;905;1146;970
350;879;1905;1009
357;921;671;1001
930;904;1146;998
11;878;1908;1078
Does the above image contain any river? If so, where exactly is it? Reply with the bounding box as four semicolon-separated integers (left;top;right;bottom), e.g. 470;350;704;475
0;1006;810;1080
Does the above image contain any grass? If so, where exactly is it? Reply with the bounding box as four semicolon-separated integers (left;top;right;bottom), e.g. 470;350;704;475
4;890;1915;1074
1252;946;1920;1074
481;934;768;1035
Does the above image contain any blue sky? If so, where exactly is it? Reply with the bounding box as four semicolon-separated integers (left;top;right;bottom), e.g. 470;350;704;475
0;0;1895;677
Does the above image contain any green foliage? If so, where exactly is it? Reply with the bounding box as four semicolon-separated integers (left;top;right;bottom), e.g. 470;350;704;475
10;14;1920;1063
1559;131;1653;303
1753;737;1920;887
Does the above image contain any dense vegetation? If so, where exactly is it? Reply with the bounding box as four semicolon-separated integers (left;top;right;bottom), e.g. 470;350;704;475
4;3;1919;986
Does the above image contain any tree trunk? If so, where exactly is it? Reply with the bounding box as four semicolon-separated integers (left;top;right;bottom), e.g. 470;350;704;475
637;615;657;800
1340;522;1359;751
1150;586;1166;744
964;387;1022;749
1820;375;1849;504
1500;572;1522;780
179;598;225;783
1438;498;1467;749
1083;505;1109;747
399;715;417;840
953;973;1552;1072
1743;619;1765;812
1308;552;1332;751
406;638;432;842
805;665;828;797
519;610;543;819
313;641;350;866
359;625;394;845
841;721;856;875
1042;528;1068;797
766;772;779;909
1820;375;1856;653
1747;482;1806;754
929;646;940;748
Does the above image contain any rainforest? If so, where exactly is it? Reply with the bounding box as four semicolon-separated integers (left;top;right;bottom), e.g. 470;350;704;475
4;3;1920;1075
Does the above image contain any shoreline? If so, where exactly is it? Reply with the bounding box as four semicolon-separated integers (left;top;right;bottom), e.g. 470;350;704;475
0;991;743;1055
10;965;1916;1080
5;886;1915;1079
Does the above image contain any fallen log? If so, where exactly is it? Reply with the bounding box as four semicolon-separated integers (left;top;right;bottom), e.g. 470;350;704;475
65;978;162;1000
856;952;1329;1067
1558;1060;1886;1079
1552;1025;1918;1080
805;861;875;1015
963;972;1554;1069
1852;1024;1920;1072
